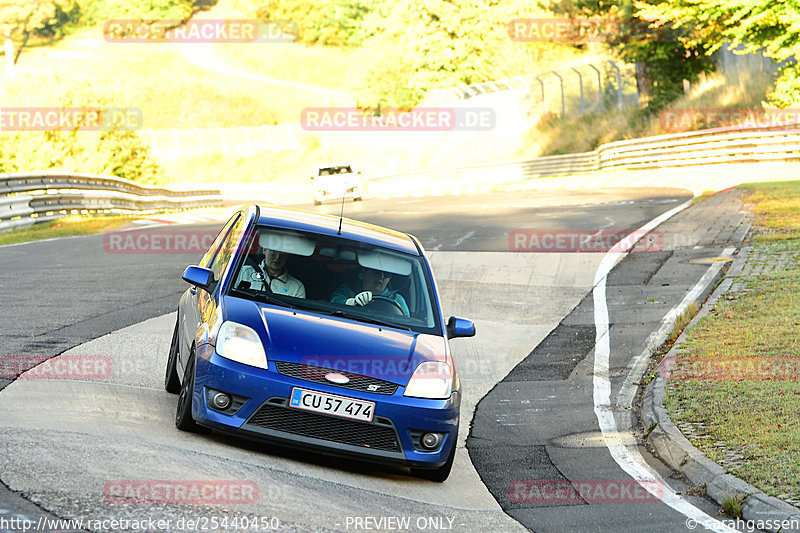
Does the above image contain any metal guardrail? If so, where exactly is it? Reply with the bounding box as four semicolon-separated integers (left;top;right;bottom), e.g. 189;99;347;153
0;171;223;232
598;124;800;169
372;120;800;186
371;152;599;184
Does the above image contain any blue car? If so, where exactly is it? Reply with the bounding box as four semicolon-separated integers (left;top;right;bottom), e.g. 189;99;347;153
165;205;475;481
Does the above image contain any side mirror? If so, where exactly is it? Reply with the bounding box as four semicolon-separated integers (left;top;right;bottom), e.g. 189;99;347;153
447;316;476;339
182;265;214;292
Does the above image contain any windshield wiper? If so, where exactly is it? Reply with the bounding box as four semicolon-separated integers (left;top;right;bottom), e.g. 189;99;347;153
230;287;295;309
329;309;412;331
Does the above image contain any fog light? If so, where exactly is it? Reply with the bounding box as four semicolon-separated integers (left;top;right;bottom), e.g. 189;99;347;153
421;432;441;450
212;392;231;410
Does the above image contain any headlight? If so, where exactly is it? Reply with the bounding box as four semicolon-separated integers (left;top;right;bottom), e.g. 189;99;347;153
216;321;268;370
404;361;453;399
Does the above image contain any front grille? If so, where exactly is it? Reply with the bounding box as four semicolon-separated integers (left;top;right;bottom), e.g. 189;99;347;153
275;361;399;395
247;403;401;452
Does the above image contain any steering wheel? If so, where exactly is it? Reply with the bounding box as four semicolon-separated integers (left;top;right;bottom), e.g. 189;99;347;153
366;295;405;316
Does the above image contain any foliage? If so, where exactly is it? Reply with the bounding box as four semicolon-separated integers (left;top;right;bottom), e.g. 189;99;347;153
80;0;217;25
635;0;800;107
0;0;216;62
0;89;159;183
0;128;159;184
354;0;529;109
0;0;80;62
569;0;716;113
255;0;377;47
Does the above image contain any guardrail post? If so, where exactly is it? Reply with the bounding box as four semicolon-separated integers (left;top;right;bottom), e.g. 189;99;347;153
608;61;623;110
571;67;584;116
550;71;565;117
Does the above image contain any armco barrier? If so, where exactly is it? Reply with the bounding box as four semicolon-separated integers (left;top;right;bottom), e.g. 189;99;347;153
371;119;800;186
0;171;223;232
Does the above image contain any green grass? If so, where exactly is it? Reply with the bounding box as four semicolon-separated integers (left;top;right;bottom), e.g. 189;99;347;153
722;494;745;518
665;180;800;504
670;301;699;341
739;181;800;233
0;214;139;246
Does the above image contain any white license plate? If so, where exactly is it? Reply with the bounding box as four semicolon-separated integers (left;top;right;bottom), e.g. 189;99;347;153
289;387;374;422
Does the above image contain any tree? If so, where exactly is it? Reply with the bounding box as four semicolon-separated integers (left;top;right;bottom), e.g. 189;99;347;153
256;0;377;46
354;0;519;109
636;0;800;107
0;0;79;63
567;0;716;112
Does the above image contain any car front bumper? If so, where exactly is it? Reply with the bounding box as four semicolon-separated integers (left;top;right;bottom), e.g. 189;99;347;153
192;344;460;469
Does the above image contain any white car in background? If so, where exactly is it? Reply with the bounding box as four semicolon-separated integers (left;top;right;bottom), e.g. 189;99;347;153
311;164;365;205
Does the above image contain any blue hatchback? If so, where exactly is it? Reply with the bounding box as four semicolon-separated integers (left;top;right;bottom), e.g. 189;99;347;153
165;205;475;481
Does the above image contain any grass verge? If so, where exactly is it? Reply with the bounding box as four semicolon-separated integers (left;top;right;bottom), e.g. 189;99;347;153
664;180;800;506
0;214;139;246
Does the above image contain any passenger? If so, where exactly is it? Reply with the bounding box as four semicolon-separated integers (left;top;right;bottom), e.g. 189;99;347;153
331;267;409;316
237;246;306;298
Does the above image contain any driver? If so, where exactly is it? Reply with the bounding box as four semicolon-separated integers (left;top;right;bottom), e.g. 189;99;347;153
237;246;306;298
330;267;409;316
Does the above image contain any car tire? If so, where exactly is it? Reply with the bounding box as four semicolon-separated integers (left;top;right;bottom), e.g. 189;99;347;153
410;436;456;482
175;350;210;434
164;318;181;393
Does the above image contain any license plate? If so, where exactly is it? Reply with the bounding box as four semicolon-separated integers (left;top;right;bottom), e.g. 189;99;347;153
289;387;374;422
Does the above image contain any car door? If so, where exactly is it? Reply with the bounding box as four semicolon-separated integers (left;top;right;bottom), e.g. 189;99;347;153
179;212;244;376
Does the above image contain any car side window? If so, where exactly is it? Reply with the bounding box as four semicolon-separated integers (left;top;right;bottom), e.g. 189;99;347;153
200;214;241;269
208;215;245;282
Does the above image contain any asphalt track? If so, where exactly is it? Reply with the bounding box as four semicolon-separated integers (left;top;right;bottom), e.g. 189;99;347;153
0;187;759;532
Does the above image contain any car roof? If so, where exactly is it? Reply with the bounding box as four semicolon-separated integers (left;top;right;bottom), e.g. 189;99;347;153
253;205;420;255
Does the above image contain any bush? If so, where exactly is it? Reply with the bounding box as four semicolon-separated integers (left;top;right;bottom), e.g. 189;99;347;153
80;0;216;25
255;0;377;47
0;128;160;184
0;88;160;183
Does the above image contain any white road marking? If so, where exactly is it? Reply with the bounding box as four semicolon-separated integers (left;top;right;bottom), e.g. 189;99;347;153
451;231;475;248
617;247;735;411
591;200;739;532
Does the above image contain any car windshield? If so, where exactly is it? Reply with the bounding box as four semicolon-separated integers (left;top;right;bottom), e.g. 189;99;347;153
319;166;352;175
227;225;440;334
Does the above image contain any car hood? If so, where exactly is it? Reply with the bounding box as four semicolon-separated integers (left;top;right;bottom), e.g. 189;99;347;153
225;298;448;385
